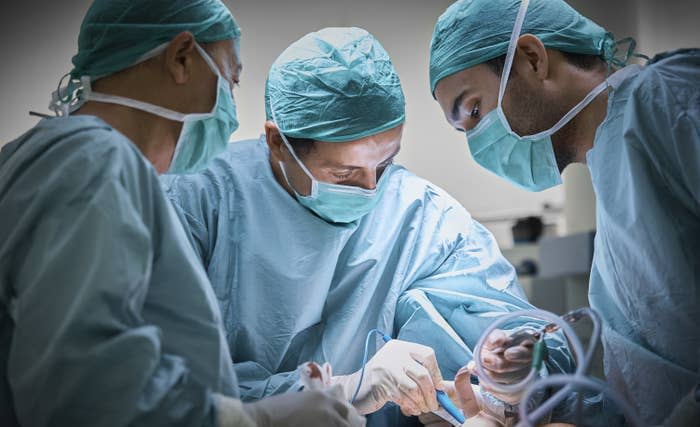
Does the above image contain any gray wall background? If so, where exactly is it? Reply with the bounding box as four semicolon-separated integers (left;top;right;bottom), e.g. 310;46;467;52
2;0;698;236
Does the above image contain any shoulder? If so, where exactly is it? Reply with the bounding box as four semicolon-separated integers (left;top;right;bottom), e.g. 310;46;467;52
388;166;473;223
628;49;700;112
6;116;149;173
0;116;168;246
393;167;468;210
612;50;700;158
1;116;154;193
161;137;268;206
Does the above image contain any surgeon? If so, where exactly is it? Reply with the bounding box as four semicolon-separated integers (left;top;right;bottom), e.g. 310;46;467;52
429;0;699;425
0;1;364;426
162;27;580;426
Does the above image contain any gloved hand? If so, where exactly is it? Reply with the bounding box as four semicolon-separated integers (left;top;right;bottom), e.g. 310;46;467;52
215;391;366;427
476;328;539;405
452;368;504;423
480;329;535;385
417;366;514;427
331;339;445;416
214;394;256;427
418;410;504;427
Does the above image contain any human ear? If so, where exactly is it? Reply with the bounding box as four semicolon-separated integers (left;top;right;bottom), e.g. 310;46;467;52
516;34;549;80
264;121;285;162
164;31;198;85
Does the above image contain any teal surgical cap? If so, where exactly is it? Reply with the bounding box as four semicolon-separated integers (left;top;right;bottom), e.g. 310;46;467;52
429;0;614;93
265;27;405;143
71;0;241;80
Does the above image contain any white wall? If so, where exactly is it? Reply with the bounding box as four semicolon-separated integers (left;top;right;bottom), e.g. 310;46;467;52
2;0;698;228
637;0;700;56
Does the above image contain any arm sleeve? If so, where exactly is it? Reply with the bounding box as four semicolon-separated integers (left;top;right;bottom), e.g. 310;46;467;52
394;218;574;379
163;172;302;404
9;177;217;427
233;362;303;402
393;216;612;423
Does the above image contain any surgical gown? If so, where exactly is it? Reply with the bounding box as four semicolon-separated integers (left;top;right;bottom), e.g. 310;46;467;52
162;138;585;425
587;49;700;425
0;116;237;427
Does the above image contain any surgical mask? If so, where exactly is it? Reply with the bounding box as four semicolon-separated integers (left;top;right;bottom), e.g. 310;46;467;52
83;43;238;174
466;0;633;192
272;115;393;224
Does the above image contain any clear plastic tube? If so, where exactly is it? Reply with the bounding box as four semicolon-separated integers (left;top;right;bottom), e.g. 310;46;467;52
471;307;640;426
516;308;600;425
518;375;643;427
472;309;585;396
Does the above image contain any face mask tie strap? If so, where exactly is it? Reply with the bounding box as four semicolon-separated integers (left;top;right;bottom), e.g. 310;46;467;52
270;108;321;194
49;73;85;117
608;37;650;71
498;0;530;107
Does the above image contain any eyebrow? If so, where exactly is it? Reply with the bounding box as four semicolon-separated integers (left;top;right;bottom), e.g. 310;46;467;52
451;89;468;123
323;146;401;170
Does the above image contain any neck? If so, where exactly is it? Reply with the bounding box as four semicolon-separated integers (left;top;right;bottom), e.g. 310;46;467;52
76;102;182;174
551;67;609;165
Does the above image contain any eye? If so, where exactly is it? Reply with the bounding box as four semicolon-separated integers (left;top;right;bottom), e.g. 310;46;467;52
470;103;480;119
332;171;352;180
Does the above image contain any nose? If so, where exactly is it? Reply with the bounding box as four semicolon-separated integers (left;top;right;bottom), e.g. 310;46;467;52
357;170;378;190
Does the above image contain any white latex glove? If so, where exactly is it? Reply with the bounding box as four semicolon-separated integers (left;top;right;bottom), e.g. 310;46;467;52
477;328;542;405
451;366;514;427
480;329;535;383
417;411;454;426
418;410;501;427
214;394;256;427
417;367;519;427
216;391;366;427
299;361;334;390
332;339;445;416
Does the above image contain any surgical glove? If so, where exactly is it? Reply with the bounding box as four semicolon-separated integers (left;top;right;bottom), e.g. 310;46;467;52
418;411;502;427
416;411;452;426
219;390;366;427
481;329;535;385
214;394;257;427
332;339;445;416
452;366;517;427
476;328;540;405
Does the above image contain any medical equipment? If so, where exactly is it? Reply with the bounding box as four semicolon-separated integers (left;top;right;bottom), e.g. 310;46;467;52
353;330;466;426
472;308;644;427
